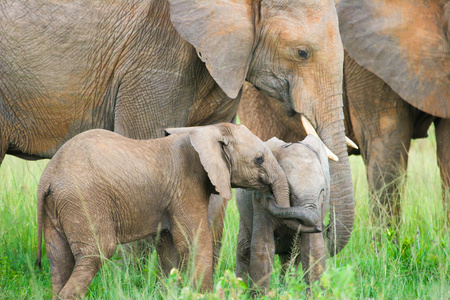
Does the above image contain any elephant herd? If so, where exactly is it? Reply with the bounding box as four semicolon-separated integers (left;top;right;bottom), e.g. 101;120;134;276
0;0;448;298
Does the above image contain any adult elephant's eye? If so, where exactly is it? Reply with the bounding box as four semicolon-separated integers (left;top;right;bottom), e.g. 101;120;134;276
298;49;309;60
255;156;264;166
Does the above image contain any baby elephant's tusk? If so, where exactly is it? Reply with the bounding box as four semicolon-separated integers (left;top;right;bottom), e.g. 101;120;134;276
301;115;339;161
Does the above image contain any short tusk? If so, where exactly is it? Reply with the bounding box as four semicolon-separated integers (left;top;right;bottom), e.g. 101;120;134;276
346;137;359;149
301;115;339;162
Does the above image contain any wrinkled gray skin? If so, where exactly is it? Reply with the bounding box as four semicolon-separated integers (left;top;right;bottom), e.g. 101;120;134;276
235;135;330;291
338;0;450;220
35;123;294;299
1;0;353;255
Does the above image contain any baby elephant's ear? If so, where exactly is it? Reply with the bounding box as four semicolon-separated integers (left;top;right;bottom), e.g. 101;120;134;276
301;135;331;202
164;126;201;136
265;136;286;152
302;135;329;174
189;126;233;200
301;135;331;221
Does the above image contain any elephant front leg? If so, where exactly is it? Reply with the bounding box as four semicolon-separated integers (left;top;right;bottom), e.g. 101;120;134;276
345;57;414;222
365;130;412;222
207;194;228;268
435;118;450;218
249;212;275;292
192;221;214;291
235;219;252;281
172;214;214;292
299;232;326;286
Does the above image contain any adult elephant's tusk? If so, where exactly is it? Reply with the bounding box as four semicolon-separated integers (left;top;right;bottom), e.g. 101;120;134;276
301;115;339;161
346;136;358;149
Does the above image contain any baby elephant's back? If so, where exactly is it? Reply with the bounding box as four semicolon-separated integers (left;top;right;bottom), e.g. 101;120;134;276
39;129;159;206
38;129;170;240
44;129;143;177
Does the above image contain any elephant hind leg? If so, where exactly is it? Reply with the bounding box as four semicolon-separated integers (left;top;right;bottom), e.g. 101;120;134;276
57;212;118;299
58;235;117;299
156;231;181;276
58;256;103;299
435;118;450;218
44;213;75;298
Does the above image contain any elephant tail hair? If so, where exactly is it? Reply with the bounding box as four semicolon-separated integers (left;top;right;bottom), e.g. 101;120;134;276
36;182;51;270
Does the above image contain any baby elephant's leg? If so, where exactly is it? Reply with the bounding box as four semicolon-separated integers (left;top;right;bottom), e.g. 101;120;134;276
235;219;251;280
157;232;181;276
58;220;118;299
172;210;214;292
249;212;275;292
208;194;228;267
299;232;325;285
44;214;75;298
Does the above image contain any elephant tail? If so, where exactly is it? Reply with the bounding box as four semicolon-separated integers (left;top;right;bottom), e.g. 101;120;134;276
36;182;50;270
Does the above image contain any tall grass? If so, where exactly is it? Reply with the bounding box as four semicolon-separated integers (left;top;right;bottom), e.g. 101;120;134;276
0;130;448;299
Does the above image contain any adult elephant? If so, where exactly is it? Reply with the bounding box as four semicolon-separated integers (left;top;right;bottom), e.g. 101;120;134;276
0;0;353;254
239;0;449;223
338;0;450;219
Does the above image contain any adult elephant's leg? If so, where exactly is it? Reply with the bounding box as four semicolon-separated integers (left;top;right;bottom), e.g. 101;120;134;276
435;118;450;218
345;55;414;222
299;232;326;285
0;131;6;165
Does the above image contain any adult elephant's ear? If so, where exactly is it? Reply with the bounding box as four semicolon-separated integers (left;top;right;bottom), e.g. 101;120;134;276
338;0;450;118
168;0;256;99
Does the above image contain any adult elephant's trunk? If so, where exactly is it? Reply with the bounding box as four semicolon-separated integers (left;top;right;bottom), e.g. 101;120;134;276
316;95;355;256
292;69;355;255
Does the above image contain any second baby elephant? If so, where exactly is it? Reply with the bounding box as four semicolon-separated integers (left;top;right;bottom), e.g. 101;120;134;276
235;135;330;291
35;123;302;299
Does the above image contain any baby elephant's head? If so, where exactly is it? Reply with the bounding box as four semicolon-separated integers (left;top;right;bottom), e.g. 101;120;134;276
263;135;331;233
165;123;290;208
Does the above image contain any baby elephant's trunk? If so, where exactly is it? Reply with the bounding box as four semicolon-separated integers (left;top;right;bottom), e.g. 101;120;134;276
264;196;320;226
267;156;291;208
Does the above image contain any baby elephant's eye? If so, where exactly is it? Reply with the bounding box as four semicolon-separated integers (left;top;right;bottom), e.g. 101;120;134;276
255;156;264;166
298;49;309;60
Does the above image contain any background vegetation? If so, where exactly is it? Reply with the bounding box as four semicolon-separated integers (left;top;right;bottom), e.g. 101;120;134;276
1;128;449;299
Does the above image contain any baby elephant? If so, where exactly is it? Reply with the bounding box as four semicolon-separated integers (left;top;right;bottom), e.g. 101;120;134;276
235;135;330;291
35;123;292;299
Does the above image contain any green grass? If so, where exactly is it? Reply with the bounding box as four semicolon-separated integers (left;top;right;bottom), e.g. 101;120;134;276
1;130;449;299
